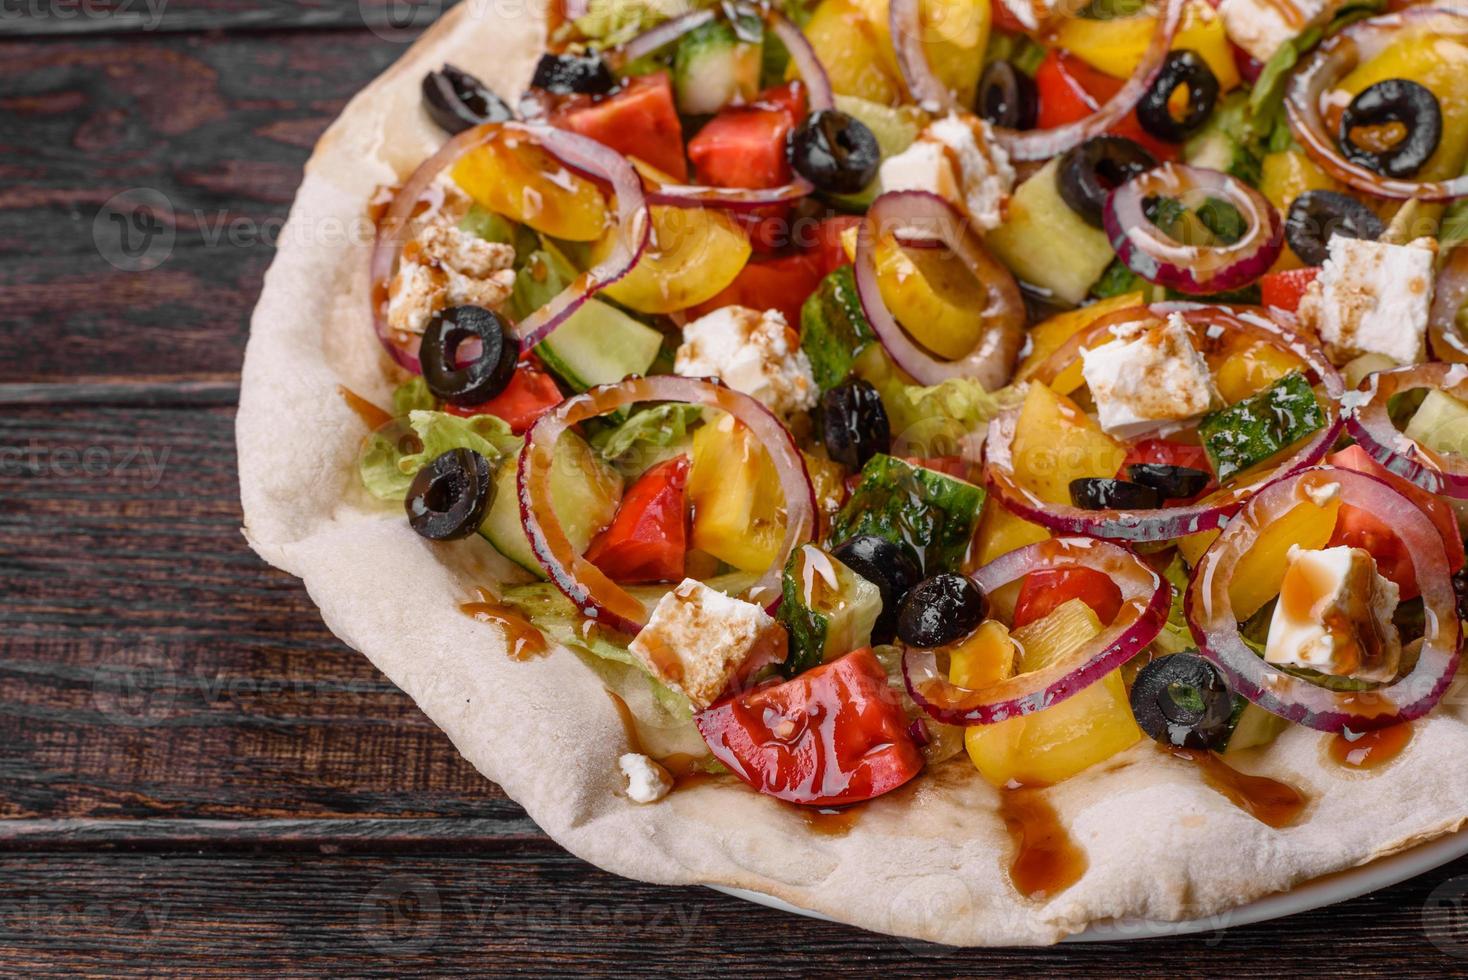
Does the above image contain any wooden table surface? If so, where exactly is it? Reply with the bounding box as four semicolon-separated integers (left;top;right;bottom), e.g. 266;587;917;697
5;0;1468;973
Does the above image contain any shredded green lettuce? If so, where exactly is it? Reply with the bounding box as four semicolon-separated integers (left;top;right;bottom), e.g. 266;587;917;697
877;377;1023;457
1154;557;1196;655
589;403;704;475
392;377;436;416
359;410;520;501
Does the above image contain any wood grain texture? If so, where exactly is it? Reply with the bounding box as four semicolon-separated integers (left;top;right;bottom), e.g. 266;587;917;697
4;5;1468;973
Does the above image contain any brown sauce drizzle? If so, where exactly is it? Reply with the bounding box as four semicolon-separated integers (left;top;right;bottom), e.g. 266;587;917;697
337;385;392;431
801;804;865;837
1327;723;1413;771
459;588;548;661
998;787;1088;901
1168;748;1307;828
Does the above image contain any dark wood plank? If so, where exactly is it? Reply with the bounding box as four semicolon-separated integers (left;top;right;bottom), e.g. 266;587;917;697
14;0;449;38
0;27;425;382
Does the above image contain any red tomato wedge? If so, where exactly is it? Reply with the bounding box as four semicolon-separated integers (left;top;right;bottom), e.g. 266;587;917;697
1034;50;1179;162
687;82;807;191
1012;567;1125;630
1259;267;1320;314
444;354;563;434
688;251;824;326
695;648;923;806
557;73;688;181
1326;446;1466;600
585;456;690;584
812;215;861;274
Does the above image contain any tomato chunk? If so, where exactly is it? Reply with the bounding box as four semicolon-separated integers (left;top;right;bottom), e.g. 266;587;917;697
695;648;923;806
443;354;563;434
687;251;824;326
688;82;808;190
812;215;861;274
1326;446;1466;600
1034;51;1178;162
1013;567;1125;630
1259;267;1320;314
585;456;690;584
558;73;688;181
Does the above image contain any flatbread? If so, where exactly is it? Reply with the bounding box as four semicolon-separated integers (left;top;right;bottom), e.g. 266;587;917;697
237;3;1468;944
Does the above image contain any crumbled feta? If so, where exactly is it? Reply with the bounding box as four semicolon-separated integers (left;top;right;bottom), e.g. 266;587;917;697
417;222;516;279
878;114;1014;232
1302;479;1341;507
1265;545;1401;683
628;578;787;710
1219;0;1340;63
387;259;448;335
618;753;673;804
1297;236;1436;367
674;306;817;418
1080;312;1218;438
386;217;517;335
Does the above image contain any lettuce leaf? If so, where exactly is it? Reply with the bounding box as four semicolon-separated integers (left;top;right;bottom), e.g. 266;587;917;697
392;377;436;416
1154;556;1196;655
359;410;521;501
877;377;1023;457
588;403;704;475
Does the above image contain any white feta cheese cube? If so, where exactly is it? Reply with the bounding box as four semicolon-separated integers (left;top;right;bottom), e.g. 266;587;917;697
628;579;787;709
878;114;1014;231
1264;545;1401;683
618;753;673;803
1219;0;1339;63
1080;312;1217;438
674;306;817;419
1298;236;1436;367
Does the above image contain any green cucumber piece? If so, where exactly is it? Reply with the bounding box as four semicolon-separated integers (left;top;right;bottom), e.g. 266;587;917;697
986;157;1115;306
829;95;921;210
536;300;664;391
478;431;623;577
1405;389;1468;457
1199;371;1326;483
672;19;762;115
778;545;882;676
829;454;985;576
799;265;876;391
1222;700;1290;754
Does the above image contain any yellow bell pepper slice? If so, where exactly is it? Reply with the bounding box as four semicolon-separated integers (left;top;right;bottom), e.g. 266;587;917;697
451;136;610;242
1053;0;1240;92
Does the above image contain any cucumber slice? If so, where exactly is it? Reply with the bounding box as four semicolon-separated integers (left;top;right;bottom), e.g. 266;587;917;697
779;544;882;675
800;265;876;391
1405;389;1468;457
1199;372;1326;483
672;19;762;115
1222;701;1289;755
829;454;985;576
478;432;623;577
535;299;664;392
986;157;1116;306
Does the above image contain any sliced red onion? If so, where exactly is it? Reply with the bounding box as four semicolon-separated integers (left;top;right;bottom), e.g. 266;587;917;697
992;0;1184;161
1187;467;1460;732
644;177;814;210
889;0;950;111
1286;8;1468;202
854;191;1026;391
369;122;650;367
765;8;834;111
517;376;817;635
1430;244;1468;363
987;303;1345;542
903;537;1169;726
610;9;718;66
1103;164;1283;295
1346;362;1468;499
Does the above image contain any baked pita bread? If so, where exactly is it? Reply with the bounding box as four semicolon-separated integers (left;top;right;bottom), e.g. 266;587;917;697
237;2;1468;944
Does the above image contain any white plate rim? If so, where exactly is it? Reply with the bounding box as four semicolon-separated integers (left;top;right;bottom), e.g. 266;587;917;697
709;826;1468;944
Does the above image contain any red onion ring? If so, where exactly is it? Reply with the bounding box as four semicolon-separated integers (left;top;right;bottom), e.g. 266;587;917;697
517;376;817;635
991;0;1185;161
1186;466;1461;732
987;303;1345;542
853;191;1026;391
644;178;814;210
1345;362;1468;498
611;7;833;111
889;0;950;111
1429;244;1468;363
1285;8;1468;202
903;537;1169;726
369;122;650;367
1103;163;1283;294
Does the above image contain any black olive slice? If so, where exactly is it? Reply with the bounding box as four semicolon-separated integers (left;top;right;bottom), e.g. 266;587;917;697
422;64;514;134
1058;136;1157;228
1069;477;1164;511
1283;190;1386;267
976;60;1038;131
1136;50;1219;143
530;53;616;96
832;535;923;644
1338;79;1442;180
1127;463;1211;500
787;110;882;196
896;573;988;649
1129;652;1235;750
406;448;494;541
420;306;521;406
820;379;890;471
